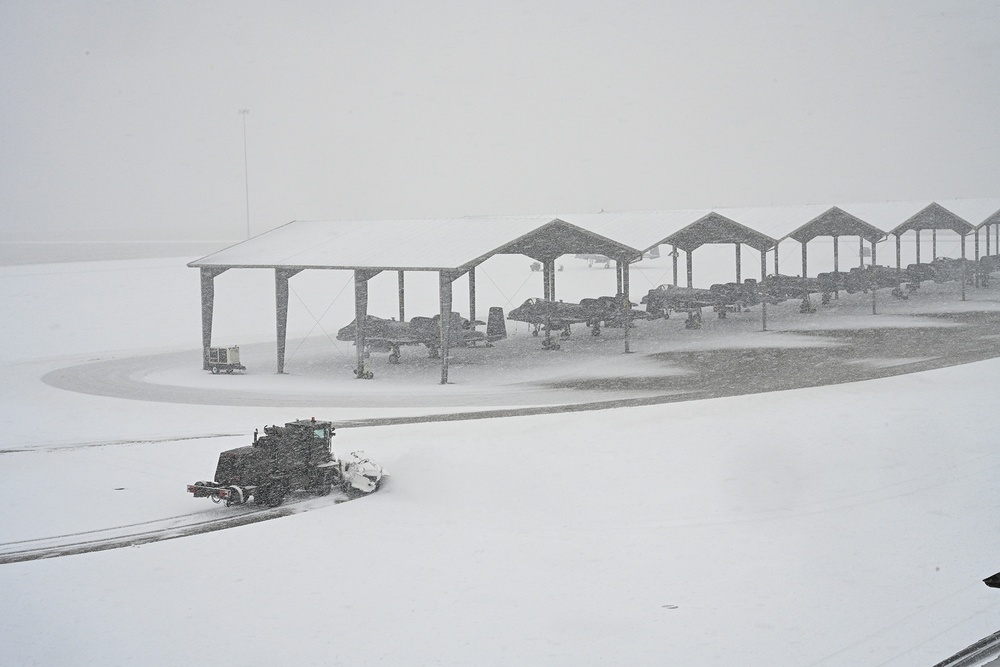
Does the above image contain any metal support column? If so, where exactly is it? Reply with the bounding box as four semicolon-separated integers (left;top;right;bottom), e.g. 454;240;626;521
859;236;864;268
275;268;302;374
468;266;477;325
542;261;551;301
801;241;808;278
833;235;840;299
961;234;967;301
686;250;693;288
354;269;381;379
616;260;623;295
398;270;405;322
871;240;878;315
199;267;227;370
895;234;902;288
548;260;557;301
774;241;779;277
439;271;456;384
916;230;922;265
933;228;937;260
735;243;742;284
622;258;631;354
672;245;678;286
760;249;768;332
975;228;981;288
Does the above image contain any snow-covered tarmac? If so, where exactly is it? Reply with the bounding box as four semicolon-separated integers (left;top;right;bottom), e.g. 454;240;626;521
2;252;1000;666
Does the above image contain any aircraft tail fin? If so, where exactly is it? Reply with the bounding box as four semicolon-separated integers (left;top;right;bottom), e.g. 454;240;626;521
486;307;507;341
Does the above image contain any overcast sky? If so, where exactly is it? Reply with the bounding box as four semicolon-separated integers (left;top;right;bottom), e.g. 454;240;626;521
2;1;999;242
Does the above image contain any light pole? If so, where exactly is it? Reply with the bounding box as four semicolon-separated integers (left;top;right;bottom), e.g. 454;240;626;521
239;109;250;239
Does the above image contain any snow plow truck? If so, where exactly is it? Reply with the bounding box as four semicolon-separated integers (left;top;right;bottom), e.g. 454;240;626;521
187;418;384;507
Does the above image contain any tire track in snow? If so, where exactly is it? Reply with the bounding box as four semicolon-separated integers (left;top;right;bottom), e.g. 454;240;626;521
0;491;354;565
0;433;241;455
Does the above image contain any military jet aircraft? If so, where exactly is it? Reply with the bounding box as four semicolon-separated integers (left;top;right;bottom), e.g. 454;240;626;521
917;257;980;284
818;265;938;303
757;275;823;313
574;254;612;268
641;280;761;328
507;295;643;349
336;310;504;363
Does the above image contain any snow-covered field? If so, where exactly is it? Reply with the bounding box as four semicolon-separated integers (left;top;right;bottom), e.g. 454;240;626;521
2;247;1000;666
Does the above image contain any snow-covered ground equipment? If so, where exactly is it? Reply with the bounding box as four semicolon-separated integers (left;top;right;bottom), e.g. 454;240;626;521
206;346;246;374
187;418;385;507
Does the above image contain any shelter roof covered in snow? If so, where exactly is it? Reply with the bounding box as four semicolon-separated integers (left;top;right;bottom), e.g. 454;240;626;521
190;199;1000;274
189;217;641;272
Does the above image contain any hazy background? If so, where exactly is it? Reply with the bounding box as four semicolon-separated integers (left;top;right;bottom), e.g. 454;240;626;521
2;0;999;243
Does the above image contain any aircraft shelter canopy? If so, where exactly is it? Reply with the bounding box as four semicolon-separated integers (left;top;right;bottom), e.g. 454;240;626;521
189;216;641;273
190;199;1000;274
718;204;892;244
662;211;776;252
888;200;1000;236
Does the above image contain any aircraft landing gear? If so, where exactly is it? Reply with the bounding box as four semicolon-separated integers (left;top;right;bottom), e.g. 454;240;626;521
541;337;561;350
684;309;702;329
